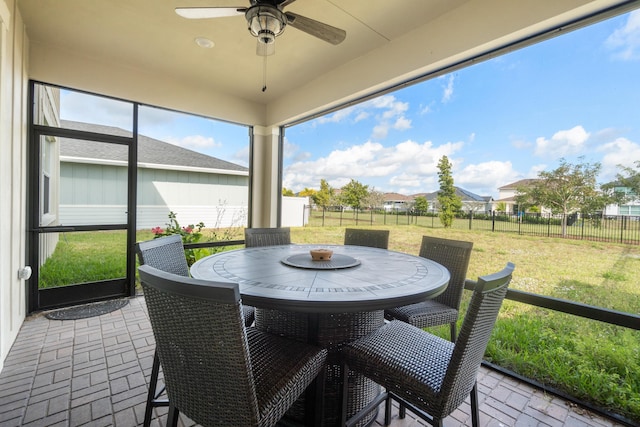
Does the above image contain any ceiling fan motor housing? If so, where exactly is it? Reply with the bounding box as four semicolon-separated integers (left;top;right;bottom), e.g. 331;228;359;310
246;5;287;44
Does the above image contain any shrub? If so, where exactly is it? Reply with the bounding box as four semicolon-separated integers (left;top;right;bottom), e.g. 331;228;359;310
152;211;205;266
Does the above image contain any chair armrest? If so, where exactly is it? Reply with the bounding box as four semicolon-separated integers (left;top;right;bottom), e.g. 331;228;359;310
463;278;477;291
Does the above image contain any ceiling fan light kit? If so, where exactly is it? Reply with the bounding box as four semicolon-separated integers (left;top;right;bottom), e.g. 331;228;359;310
246;5;286;45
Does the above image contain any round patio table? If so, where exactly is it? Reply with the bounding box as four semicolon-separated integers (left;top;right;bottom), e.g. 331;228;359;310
190;244;450;426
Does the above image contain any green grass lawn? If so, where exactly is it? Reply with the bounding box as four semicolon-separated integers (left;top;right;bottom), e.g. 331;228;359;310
38;224;640;422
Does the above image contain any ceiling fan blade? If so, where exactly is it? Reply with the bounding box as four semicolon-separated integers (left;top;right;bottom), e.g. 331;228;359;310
278;0;298;8
175;7;247;19
256;40;275;56
285;12;346;45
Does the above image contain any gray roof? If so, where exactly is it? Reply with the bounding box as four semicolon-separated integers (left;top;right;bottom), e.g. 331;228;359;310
411;187;489;202
59;120;248;173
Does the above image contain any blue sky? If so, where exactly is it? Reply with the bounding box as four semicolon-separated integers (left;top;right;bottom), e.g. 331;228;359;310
62;9;640;200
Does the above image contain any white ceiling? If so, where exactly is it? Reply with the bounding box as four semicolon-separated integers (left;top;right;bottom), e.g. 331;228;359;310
18;0;637;127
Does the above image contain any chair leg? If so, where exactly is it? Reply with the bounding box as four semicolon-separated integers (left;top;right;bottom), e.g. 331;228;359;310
470;382;480;427
449;321;457;342
384;394;392;426
340;363;349;427
305;366;326;427
167;404;180;427
399;402;406;419
144;350;161;427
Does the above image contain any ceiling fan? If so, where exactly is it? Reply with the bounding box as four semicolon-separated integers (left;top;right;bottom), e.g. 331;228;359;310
176;0;346;57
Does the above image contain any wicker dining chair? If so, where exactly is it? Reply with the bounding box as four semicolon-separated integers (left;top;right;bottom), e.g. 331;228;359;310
138;264;328;427
343;228;390;249
384;236;473;342
136;234;256;427
244;227;291;247
341;263;514;427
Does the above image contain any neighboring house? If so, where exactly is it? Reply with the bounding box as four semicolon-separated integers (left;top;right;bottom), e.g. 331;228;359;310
496;179;539;213
382;192;413;211
603;183;640;216
59;120;249;230
414;187;493;214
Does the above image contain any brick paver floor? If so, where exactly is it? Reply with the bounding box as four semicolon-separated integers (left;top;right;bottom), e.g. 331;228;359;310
0;296;629;427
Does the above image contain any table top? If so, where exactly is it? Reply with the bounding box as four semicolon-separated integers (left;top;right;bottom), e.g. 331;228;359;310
190;244;450;313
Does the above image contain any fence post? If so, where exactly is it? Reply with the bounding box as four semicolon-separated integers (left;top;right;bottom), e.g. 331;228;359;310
621;215;625;244
492;211;495;232
339;208;343;227
468;211;472;230
322;206;325;227
547;214;551;237
371;209;374;225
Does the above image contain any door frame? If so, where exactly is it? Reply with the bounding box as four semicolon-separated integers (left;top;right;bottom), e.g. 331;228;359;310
26;81;139;312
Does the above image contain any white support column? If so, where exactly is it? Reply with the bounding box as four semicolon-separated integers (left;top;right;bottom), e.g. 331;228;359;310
250;125;281;228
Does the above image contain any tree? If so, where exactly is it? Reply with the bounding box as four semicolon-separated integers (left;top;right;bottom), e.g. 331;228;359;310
437;156;462;227
282;187;295;196
363;189;385;210
311;179;334;208
340;179;369;210
495;201;507;213
603;160;640;203
515;157;603;236
298;187;316;198
413;196;429;213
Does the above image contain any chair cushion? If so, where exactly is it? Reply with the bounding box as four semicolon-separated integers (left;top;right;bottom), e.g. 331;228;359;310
384;300;458;328
246;328;327;427
342;320;454;414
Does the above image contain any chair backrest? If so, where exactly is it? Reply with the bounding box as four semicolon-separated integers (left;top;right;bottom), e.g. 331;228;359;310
439;262;514;415
136;234;190;277
344;228;390;249
138;264;260;426
419;236;473;310
244;227;291;247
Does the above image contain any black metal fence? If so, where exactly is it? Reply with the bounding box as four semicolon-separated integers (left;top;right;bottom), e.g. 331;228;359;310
304;206;640;245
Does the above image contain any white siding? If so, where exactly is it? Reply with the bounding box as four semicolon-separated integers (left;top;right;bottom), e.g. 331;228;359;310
59;162;249;229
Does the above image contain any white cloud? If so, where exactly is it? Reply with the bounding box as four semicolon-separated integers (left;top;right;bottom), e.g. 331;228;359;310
419;103;434;115
389;173;424;188
534;125;590;158
165;135;220;149
597;137;640;182
313;94;411;140
282;138;465;193
394;117;412;131
61;90;133;129
441;75;455;103
527;163;547;177
456;161;520;197
372;123;390;139
316;106;356;124
605;10;640;61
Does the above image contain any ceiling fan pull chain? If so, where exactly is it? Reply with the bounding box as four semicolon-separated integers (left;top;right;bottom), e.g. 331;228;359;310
262;54;268;92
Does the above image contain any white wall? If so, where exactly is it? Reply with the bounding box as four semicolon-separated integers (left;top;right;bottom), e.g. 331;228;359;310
0;0;28;371
281;196;309;227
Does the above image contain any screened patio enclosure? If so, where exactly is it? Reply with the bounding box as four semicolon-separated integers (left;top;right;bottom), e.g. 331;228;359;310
2;0;640;380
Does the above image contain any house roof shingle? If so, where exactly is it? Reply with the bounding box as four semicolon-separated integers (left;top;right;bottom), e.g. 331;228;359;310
59;120;248;173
